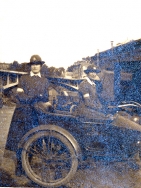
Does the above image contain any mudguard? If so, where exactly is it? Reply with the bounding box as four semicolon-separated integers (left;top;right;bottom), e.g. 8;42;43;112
18;124;82;159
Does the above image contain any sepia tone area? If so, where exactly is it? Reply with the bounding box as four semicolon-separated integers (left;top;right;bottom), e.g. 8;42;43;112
1;40;141;187
1;112;141;188
1;103;141;188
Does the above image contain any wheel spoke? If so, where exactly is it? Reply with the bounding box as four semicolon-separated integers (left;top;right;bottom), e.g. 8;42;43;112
41;162;48;182
22;130;78;187
26;148;42;159
30;147;41;155
40;161;59;182
50;156;72;163
47;131;53;155
42;138;48;154
26;146;45;159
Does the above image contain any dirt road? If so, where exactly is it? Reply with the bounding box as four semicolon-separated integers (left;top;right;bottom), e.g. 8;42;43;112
1;150;141;187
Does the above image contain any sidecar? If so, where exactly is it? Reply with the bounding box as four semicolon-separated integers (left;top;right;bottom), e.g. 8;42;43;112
17;100;141;187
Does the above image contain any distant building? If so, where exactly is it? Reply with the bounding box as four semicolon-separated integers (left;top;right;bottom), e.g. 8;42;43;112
66;59;92;79
91;38;141;102
65;71;73;78
91;38;141;70
0;63;10;70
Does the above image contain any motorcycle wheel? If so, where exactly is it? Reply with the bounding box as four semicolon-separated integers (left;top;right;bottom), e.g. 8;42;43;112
21;130;78;187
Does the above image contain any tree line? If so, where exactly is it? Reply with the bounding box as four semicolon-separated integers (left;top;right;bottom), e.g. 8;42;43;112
0;61;65;77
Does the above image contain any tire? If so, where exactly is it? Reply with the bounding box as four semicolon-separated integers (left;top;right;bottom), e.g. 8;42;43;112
21;130;78;187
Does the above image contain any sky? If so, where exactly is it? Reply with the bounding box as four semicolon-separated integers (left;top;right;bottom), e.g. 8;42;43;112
0;0;141;69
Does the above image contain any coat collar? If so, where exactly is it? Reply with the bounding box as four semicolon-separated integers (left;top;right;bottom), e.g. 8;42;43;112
30;71;41;78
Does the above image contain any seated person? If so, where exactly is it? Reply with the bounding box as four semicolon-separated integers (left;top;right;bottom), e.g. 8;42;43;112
72;65;107;119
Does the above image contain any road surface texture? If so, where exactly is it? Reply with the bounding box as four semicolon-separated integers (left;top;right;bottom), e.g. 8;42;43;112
0;104;15;164
1;103;141;187
1;151;141;187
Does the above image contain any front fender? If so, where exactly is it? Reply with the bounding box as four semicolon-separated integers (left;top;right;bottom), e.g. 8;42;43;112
18;124;82;159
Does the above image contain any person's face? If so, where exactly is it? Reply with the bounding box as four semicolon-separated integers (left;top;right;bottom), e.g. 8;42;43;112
31;64;41;74
88;72;97;79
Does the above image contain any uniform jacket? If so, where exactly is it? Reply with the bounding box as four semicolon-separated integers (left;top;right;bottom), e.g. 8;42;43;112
15;74;50;105
6;74;50;152
78;78;102;109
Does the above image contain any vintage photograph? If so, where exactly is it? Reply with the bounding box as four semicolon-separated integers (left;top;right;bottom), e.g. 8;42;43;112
0;0;141;187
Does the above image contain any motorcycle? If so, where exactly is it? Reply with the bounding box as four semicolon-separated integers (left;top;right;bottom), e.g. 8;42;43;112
16;100;141;187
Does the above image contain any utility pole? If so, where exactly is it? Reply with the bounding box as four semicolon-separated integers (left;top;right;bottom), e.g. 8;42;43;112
111;41;114;55
97;49;99;67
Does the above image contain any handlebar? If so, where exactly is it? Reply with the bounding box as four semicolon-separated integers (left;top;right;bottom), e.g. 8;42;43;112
108;101;141;109
119;101;141;108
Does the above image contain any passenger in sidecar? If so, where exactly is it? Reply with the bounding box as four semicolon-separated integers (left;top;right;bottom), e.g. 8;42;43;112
70;65;113;120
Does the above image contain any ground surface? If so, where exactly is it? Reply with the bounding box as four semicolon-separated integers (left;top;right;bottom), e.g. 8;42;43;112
1;151;141;187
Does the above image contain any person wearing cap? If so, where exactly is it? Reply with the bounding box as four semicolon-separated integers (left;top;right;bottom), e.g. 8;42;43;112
76;65;105;119
5;55;52;176
15;55;50;108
